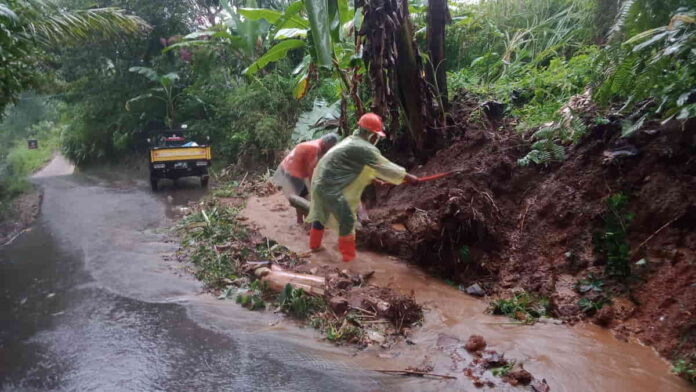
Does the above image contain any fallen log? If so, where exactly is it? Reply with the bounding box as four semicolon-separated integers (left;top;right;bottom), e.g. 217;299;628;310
255;266;325;296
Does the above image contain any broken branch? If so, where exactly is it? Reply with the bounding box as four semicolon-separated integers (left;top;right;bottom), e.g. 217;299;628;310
374;369;457;379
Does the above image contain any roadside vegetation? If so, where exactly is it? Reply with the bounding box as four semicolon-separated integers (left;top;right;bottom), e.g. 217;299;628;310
0;95;63;218
177;183;422;346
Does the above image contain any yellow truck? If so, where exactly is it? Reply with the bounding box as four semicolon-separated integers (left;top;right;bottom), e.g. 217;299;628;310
148;133;211;191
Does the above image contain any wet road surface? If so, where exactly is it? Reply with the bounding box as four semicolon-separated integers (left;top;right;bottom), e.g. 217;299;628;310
0;157;384;391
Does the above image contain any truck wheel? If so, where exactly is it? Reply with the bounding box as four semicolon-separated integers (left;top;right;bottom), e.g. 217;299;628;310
201;176;209;188
150;178;159;191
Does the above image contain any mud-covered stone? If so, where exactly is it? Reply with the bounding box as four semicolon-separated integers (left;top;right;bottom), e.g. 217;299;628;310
503;365;532;386
464;283;485;297
465;334;487;352
480;350;506;368
531;378;551;392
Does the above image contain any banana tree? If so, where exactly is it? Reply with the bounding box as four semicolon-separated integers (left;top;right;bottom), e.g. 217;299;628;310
162;0;271;72
126;67;182;129
241;0;365;135
358;0;439;157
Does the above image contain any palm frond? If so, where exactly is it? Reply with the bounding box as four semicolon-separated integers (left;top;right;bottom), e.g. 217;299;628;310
26;7;150;46
0;4;19;22
607;0;635;42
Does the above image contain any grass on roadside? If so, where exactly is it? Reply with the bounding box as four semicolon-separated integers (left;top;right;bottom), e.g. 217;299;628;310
0;121;61;219
672;358;696;385
176;196;367;345
489;291;551;324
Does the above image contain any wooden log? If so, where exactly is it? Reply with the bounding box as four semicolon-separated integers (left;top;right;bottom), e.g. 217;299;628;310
288;195;310;212
255;266;325;296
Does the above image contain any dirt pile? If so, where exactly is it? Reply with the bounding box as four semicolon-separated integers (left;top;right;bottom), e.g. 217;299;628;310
360;105;696;361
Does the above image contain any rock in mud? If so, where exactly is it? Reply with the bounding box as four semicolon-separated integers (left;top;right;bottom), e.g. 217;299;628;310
480;350;506;368
329;296;349;316
465;335;487;352
366;330;386;344
503;364;533;386
531;378;551;392
462;283;485;297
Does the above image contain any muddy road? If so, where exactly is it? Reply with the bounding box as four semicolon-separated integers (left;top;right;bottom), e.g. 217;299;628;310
0;157;390;391
1;156;691;391
243;192;693;392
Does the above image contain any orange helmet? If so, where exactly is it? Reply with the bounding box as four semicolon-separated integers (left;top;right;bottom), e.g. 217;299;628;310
358;113;386;137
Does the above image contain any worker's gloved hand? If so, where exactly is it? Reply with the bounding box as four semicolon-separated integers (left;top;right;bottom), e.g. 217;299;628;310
372;179;388;186
403;174;420;184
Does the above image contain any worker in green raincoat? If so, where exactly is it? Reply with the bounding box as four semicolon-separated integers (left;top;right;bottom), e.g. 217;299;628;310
306;113;419;262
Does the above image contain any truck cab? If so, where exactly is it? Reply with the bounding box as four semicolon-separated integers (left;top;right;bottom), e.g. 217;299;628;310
148;132;211;191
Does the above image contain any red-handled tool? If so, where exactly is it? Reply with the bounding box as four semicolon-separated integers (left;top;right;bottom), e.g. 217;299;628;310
373;170;460;186
416;171;455;183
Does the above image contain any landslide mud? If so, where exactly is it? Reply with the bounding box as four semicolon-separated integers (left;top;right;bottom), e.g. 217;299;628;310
242;193;692;391
359;111;696;363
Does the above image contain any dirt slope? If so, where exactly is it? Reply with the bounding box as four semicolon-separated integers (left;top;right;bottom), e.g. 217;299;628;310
360;105;696;361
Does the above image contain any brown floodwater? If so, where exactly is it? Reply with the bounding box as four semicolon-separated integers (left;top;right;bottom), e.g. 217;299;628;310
242;192;693;392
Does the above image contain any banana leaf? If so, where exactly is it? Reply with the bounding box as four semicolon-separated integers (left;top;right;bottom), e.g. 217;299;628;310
303;0;333;67
243;39;305;75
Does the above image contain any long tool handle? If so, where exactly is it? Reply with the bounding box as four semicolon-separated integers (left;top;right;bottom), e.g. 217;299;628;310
289;194;310;212
374;171;457;187
416;171;454;182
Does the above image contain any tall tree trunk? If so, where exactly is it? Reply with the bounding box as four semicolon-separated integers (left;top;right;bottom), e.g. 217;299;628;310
359;0;438;159
426;0;451;112
395;13;428;152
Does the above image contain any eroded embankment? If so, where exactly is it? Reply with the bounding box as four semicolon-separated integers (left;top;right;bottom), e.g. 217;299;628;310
360;110;695;362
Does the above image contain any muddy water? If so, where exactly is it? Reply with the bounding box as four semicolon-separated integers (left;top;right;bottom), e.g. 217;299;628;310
242;192;693;392
0;157;398;391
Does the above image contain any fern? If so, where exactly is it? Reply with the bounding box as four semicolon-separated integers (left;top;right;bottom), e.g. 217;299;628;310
594;6;696;122
518;130;565;166
608;55;636;96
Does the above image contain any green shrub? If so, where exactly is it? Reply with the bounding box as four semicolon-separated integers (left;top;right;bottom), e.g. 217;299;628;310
179;205;248;287
672;358;696;385
594;193;634;279
490;291;551;324
277;283;325;319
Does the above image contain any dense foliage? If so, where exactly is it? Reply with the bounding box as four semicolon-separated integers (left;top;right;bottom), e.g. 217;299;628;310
3;0;691;170
1;0;693;215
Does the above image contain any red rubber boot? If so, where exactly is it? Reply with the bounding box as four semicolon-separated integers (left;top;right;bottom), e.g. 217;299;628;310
338;235;356;262
309;228;324;250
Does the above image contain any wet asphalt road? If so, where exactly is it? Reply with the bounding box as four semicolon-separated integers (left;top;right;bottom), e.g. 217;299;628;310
0;163;380;391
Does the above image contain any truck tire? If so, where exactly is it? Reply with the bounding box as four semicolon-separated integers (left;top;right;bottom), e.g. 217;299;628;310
201;175;209;188
150;177;159;192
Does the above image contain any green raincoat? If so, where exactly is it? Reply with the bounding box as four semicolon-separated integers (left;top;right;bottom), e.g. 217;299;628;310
306;133;406;236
